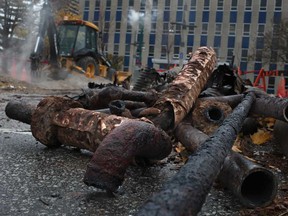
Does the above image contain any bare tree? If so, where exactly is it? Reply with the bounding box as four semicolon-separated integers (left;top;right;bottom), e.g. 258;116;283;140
249;19;288;65
0;0;27;51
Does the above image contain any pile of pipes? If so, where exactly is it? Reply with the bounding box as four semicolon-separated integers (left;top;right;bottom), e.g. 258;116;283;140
6;47;288;215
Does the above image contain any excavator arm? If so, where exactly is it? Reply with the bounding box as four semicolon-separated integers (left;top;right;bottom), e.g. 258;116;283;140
30;1;59;71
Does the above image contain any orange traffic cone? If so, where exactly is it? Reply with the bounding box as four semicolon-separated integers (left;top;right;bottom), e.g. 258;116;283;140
277;75;286;98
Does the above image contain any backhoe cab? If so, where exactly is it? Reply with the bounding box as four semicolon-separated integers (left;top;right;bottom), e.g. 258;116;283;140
30;1;113;80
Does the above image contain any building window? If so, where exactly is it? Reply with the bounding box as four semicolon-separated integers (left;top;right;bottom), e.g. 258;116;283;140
202;11;209;22
149;46;154;57
274;12;282;24
191;0;197;10
258;24;265;36
189;11;196;22
114;44;119;55
216;11;223;22
217;0;224;10
177;0;183;9
243;24;250;35
106;0;111;9
229;24;236;35
84;0;89;10
174;35;181;46
255;50;262;62
245;0;252;10
228;36;235;48
93;11;99;21
241;49;248;61
151;22;156;33
83;11;89;20
227;49;234;62
187;35;194;46
115;22;121;33
149;34;155;44
140;1;145;10
244;12;251;23
153;0;158;7
200;36;207;46
117;0;122;9
129;0;134;7
256;37;264;49
231;0;238;10
215;24;222;35
201;23;208;34
125;34;131;44
124;56;129;68
125;45;130;55
114;33;120;44
260;0;267;11
126;23;132;32
174;46;180;55
176;11;183;22
258;12;266;24
165;0;170;9
204;0;210;10
242;37;249;48
230;11;237;23
116;11;122;21
95;0;100;9
163;11;170;22
214;36;221;47
240;62;247;71
105;11;110;21
275;0;282;11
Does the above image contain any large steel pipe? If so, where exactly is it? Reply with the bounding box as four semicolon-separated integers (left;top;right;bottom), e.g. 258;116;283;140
137;92;255;216
175;122;278;208
83;120;172;192
151;47;217;130
200;93;288;122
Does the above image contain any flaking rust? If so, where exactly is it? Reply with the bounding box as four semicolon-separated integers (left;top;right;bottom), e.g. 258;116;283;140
151;47;217;130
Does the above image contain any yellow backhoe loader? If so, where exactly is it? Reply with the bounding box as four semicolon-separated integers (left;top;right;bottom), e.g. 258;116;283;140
30;1;131;83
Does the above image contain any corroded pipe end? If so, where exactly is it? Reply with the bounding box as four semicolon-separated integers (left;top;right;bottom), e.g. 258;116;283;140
84;164;123;192
5;101;36;125
84;120;172;192
238;168;278;208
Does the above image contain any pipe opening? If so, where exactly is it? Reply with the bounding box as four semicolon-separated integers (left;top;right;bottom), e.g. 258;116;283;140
241;171;277;206
205;107;224;123
109;100;125;115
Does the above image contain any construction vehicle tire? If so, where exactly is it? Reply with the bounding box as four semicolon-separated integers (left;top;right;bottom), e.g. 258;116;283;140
77;56;99;78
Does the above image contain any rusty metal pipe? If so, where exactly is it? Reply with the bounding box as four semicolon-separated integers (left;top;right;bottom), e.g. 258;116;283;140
150;47;217;130
76;87;158;110
5;101;36;125
137;92;255;216
201;94;288;122
83;120;172;192
175;123;278;208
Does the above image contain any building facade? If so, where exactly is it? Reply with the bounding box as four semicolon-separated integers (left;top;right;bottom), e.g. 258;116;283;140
79;0;288;92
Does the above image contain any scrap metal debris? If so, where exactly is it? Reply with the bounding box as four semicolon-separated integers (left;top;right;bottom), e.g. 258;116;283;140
4;46;288;215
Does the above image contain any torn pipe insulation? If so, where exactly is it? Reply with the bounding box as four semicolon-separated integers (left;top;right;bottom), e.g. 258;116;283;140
150;47;217;131
75;87;158;110
175;123;278;208
5;100;37;125
200;93;288;122
191;100;232;135
84;120;172;192
137;92;255;216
